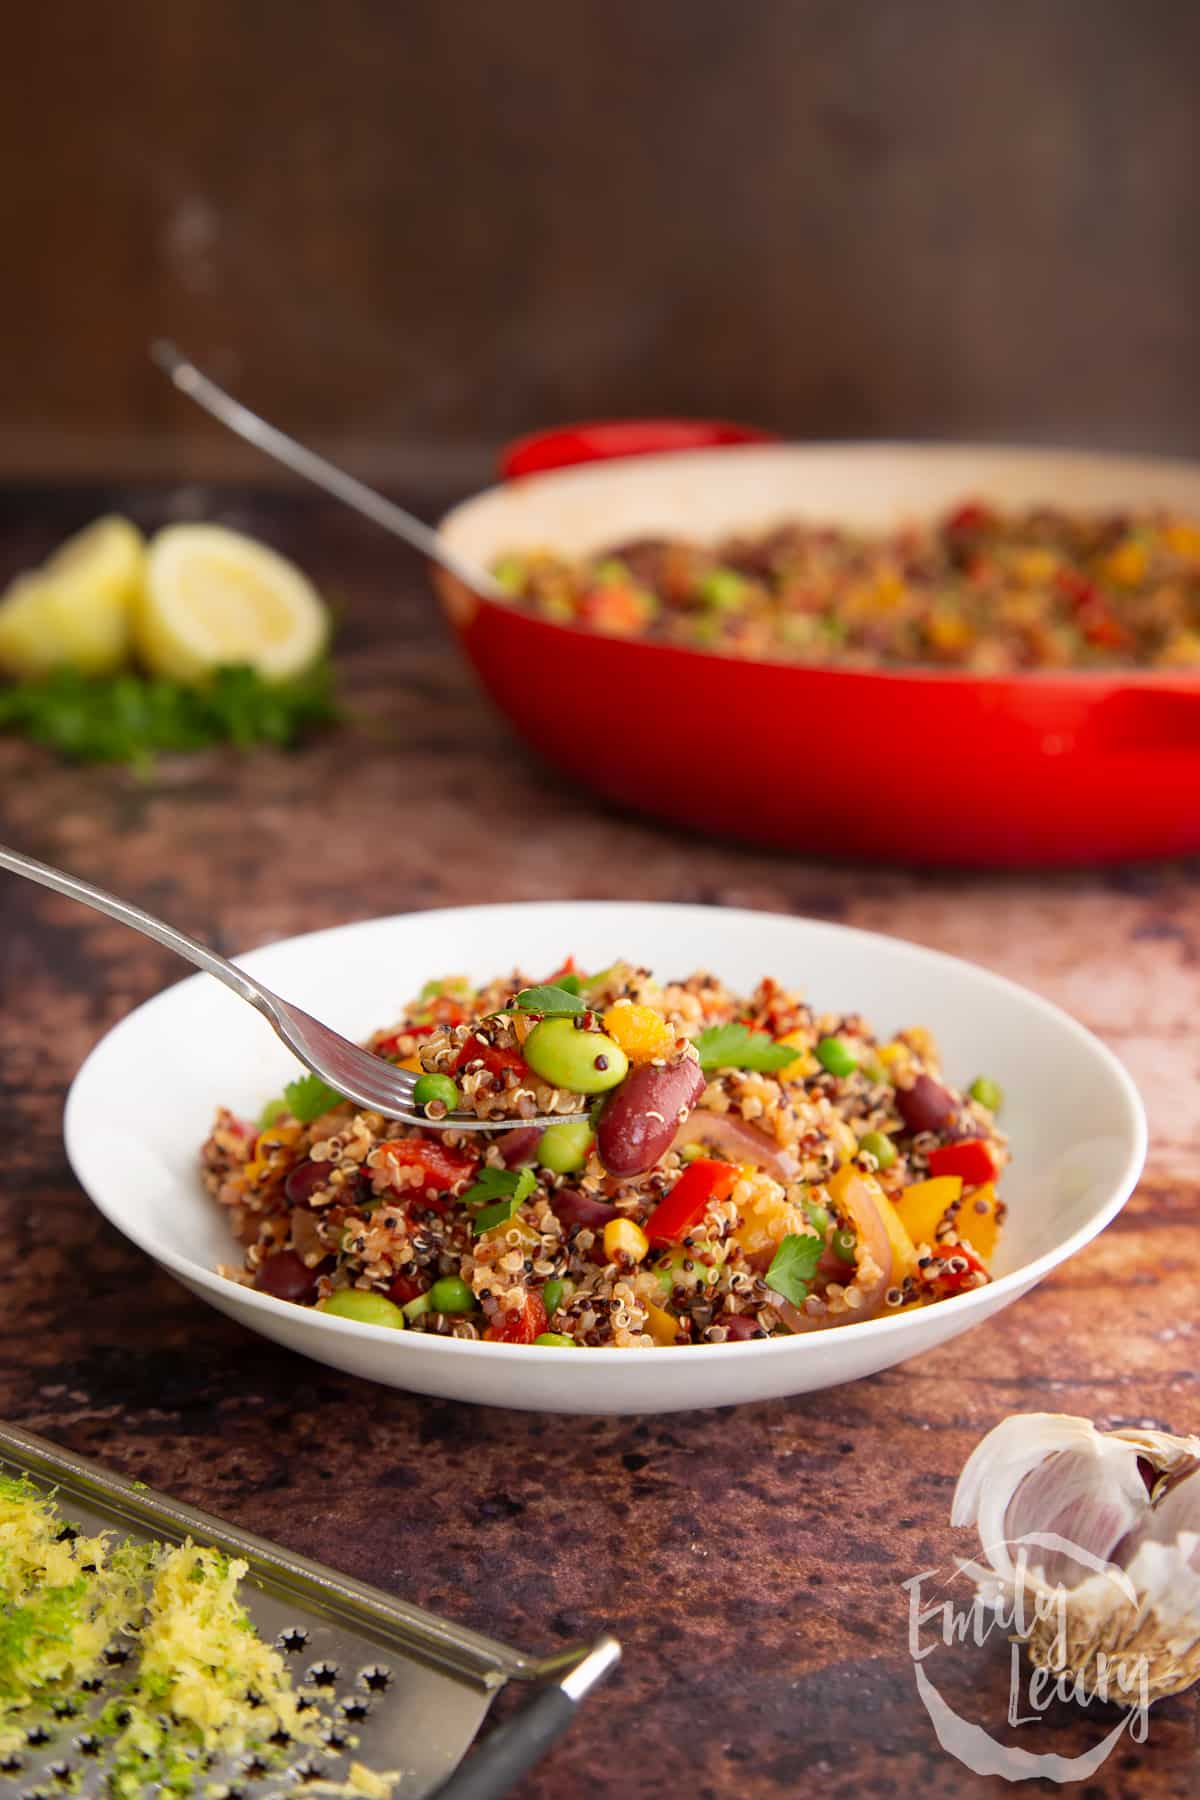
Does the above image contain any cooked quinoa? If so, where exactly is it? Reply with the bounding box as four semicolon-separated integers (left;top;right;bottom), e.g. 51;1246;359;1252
202;960;1009;1347
492;504;1200;671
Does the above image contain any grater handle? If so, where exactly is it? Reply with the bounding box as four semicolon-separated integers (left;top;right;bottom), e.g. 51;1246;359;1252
430;1634;620;1800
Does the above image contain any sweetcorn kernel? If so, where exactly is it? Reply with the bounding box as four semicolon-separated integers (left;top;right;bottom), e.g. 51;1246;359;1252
603;1217;649;1263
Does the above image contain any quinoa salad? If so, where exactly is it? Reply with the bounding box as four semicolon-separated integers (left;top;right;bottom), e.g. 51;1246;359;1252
492;503;1200;672
202;960;1008;1348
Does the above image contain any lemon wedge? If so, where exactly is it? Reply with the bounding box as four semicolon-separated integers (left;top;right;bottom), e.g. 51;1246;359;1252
0;516;144;678
136;525;329;684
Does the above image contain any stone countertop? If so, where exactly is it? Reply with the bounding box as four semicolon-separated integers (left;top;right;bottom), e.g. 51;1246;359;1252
0;486;1197;1797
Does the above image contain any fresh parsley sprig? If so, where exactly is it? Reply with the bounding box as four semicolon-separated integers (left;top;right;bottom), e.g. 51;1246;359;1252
694;1022;798;1075
764;1233;824;1306
0;662;338;766
463;1164;537;1234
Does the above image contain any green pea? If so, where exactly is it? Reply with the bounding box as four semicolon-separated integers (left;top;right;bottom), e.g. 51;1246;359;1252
805;1198;832;1235
492;555;528;595
428;1275;475;1314
542;1277;571;1316
860;1129;897;1170
413;1072;460;1114
816;1035;858;1077
969;1076;1003;1112
523;1017;629;1094
320;1290;406;1328
537;1118;594;1174
696;567;749;610
533;1333;576;1347
832;1229;857;1264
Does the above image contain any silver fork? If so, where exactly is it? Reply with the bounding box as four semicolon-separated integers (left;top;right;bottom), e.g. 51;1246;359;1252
0;844;586;1131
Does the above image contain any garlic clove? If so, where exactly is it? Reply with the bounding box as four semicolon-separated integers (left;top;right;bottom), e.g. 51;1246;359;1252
953;1412;1200;1703
952;1413;1149;1590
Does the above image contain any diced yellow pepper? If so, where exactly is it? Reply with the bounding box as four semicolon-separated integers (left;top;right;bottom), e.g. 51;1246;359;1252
645;1301;681;1345
926;608;973;653
393;1053;422;1072
1014;548;1059;586
1165;521;1200;561
1102;538;1147;586
895;1175;963;1247
603;1001;675;1063
877;1041;908;1068
955;1180;999;1262
826;1164;916;1284
774;1028;816;1082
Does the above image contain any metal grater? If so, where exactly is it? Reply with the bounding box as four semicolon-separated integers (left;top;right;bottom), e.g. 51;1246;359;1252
0;1423;612;1799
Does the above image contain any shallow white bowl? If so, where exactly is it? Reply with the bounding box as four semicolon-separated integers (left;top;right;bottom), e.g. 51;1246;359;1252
65;903;1146;1414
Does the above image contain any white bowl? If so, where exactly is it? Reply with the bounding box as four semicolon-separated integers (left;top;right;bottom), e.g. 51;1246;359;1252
65;902;1146;1414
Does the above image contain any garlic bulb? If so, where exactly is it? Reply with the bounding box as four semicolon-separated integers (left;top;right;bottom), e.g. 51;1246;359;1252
953;1413;1200;1703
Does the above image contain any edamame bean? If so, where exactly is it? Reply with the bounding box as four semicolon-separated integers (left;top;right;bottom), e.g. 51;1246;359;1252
428;1275;475;1314
533;1333;576;1347
860;1129;897;1170
816;1036;858;1077
523;1017;629;1094
321;1290;406;1328
538;1118;594;1173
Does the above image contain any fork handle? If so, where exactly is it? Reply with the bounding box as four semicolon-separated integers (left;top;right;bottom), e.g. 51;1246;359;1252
0;842;275;1018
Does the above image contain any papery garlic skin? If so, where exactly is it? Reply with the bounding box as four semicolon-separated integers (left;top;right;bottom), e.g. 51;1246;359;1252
953;1412;1200;1703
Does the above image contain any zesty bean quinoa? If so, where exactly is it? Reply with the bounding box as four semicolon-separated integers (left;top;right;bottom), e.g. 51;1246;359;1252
202;959;1008;1347
493;504;1200;671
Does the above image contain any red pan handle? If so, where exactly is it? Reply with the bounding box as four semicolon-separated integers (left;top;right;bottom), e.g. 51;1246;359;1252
498;418;779;480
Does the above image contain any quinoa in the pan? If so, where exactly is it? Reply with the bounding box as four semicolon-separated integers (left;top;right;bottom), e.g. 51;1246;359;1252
202;959;1008;1346
492;504;1200;671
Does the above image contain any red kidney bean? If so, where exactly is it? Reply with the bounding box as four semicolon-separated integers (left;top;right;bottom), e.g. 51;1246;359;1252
896;1074;957;1136
254;1249;320;1304
284;1159;333;1205
551;1190;619;1231
596;1059;707;1177
721;1313;762;1341
500;1125;542;1168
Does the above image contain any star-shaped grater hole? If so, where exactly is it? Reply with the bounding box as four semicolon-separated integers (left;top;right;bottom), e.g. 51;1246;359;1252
358;1664;392;1693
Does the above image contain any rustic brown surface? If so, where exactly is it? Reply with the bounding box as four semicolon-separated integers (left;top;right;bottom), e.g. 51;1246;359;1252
1;485;1198;1796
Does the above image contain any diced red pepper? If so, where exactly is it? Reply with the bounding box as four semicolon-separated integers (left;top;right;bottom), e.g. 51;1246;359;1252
426;994;469;1027
1080;607;1132;651
1054;567;1095;607
946;501;994;534
926;1139;999;1184
451;1034;531;1081
546;955;578;984
374;1022;437;1057
925;1242;990;1299
645;1158;738;1245
379;1137;478;1197
386;1273;426;1307
484;1291;548;1344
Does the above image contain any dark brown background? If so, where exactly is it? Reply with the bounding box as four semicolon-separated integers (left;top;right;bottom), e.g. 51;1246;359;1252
4;0;1200;484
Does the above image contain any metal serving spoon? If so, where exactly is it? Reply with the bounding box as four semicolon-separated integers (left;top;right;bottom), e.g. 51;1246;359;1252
150;340;504;598
0;844;585;1131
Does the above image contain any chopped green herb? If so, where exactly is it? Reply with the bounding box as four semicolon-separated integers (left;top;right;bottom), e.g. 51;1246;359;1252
282;1073;346;1124
0;661;338;766
507;984;591;1016
555;973;583;995
695;1022;799;1075
765;1232;824;1306
465;1164;537;1233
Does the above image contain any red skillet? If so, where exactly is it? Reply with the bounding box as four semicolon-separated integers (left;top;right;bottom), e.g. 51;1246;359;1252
435;429;1200;867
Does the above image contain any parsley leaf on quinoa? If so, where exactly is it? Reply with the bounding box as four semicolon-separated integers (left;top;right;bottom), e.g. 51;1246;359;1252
465;1165;536;1233
694;1022;799;1075
506;984;591;1015
282;1074;346;1124
764;1233;825;1306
